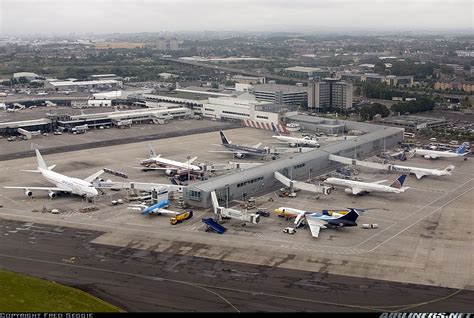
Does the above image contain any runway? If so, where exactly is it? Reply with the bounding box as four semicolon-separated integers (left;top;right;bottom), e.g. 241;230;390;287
1;219;472;312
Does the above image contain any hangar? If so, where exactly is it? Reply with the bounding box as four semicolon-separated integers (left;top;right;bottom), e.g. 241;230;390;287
184;115;404;208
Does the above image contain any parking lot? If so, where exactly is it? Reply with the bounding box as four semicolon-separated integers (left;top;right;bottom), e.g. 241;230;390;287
0;127;473;291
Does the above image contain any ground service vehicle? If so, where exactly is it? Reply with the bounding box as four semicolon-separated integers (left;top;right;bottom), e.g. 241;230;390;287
170;210;193;225
283;227;296;234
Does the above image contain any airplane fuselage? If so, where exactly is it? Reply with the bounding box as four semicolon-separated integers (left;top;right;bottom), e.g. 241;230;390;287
223;143;268;157
325;178;404;194
389;164;451;179
414;148;466;159
40;168;98;197
272;135;319;147
141;157;201;172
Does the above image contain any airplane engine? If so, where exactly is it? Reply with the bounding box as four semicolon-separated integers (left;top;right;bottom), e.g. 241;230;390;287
25;190;33;197
48;191;57;199
165;169;176;176
235;153;246;159
344;188;353;194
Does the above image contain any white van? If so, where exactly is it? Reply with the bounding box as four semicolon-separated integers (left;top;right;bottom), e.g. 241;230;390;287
283;227;296;234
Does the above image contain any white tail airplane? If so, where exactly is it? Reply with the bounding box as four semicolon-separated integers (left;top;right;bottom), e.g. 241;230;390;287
389;164;455;180
324;175;409;195
271;123;320;148
3;149;103;199
139;144;201;176
412;144;468;160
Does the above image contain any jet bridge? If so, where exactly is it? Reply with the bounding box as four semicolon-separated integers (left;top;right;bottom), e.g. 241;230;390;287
328;154;389;171
94;181;184;194
274;171;332;195
210;191;260;224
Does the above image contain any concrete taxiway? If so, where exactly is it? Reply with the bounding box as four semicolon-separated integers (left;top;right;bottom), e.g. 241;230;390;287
1;219;473;312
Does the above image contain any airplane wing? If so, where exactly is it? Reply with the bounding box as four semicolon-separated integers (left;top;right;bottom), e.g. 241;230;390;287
3;186;72;192
252;143;262;149
414;172;425;180
84;169;105;183
305;217;328;238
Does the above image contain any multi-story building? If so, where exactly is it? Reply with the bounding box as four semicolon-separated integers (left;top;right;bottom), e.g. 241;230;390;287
251;83;308;106
308;78;353;112
157;38;179;51
434;81;474;93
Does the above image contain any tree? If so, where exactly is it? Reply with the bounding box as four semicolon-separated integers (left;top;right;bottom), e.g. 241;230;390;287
440;65;454;75
359;103;390;120
373;61;386;75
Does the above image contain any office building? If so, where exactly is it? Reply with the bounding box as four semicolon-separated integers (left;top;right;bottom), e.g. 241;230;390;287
157;38;179;51
308;78;352;112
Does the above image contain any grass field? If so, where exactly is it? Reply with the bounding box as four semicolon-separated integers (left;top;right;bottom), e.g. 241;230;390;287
0;270;123;312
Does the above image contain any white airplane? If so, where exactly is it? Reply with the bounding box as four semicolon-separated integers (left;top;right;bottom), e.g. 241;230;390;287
271;123;320;148
389;164;455;180
139;144;201;176
324;175;409;195
412;144;468;160
3;149;103;199
274;206;363;238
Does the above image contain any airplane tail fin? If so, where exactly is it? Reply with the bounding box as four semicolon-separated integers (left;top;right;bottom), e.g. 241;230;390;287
271;123;281;136
389;175;407;189
35;149;48;170
220;130;230;145
338;209;360;222
148;144;158;158
456;144;466;154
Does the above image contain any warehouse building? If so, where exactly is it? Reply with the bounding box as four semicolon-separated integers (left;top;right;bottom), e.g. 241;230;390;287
184;117;404;208
45;79;123;91
379;115;447;131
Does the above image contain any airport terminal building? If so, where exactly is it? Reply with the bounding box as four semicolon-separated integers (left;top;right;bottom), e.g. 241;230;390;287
184;116;404;208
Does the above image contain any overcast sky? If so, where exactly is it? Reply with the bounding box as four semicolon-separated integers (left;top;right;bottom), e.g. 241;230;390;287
1;0;472;35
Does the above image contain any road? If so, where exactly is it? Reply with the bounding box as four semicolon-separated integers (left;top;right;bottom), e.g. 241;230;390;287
164;58;305;84
0;219;472;312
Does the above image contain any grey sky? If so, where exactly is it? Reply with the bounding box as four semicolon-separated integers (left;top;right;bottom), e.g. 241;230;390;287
1;0;472;35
